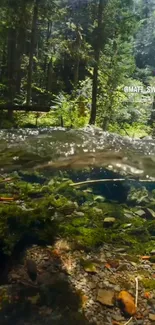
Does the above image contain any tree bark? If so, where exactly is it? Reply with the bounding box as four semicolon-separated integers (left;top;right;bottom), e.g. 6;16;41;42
0;104;50;112
7;28;16;119
47;58;54;91
73;25;81;87
89;0;105;125
26;0;39;105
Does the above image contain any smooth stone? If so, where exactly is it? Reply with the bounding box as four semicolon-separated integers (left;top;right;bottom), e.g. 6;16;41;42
89;282;96;289
144;208;155;219
124;213;134;218
112;314;125;321
135;209;146;217
96;289;115;306
73;211;85;217
117;263;128;271
149;313;155;321
114;285;121;291
93;208;103;215
103;217;116;225
92;275;99;283
136;320;144;325
115;248;126;253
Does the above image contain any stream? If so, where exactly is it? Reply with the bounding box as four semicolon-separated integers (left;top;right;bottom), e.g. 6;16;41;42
0;126;155;325
0;126;155;178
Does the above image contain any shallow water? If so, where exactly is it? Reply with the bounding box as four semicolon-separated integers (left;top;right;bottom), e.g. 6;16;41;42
0;128;155;324
0;126;155;178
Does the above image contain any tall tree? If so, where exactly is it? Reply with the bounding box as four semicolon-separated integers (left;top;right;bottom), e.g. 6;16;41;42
89;0;105;125
26;0;39;105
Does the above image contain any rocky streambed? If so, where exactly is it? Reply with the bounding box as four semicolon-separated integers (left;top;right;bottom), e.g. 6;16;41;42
1;239;155;325
0;168;155;324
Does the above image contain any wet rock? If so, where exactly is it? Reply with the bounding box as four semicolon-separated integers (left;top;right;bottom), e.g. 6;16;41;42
92;208;103;215
144;208;155;219
26;259;37;282
107;259;119;268
117;263;129;271
73;211;85;217
115;248;127;253
92;275;98;282
96;289;115;306
149;313;155;321
54;238;72;252
103;217;116;226
112;314;125;322
89;282;96;289
81;259;98;273
135;209;146;217
136;320;144;325
37;272;67;286
150;256;155;263
114;285;121;292
10;273;20;281
124;212;134;218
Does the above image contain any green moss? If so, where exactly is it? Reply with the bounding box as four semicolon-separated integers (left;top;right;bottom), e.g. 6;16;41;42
0;172;154;257
142;278;155;290
75;228;107;247
71;217;89;227
147;221;155;236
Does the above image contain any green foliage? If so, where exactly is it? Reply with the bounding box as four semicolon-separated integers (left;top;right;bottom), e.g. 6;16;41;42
0;0;155;135
0;171;154;255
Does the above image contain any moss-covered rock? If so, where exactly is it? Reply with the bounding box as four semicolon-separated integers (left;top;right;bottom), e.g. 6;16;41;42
0;172;154;258
141;278;155;290
127;186;149;205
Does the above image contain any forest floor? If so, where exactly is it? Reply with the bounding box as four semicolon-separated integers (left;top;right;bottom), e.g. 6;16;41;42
0;239;155;325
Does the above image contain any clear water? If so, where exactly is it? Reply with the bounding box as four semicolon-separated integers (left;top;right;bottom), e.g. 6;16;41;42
0;126;155;325
1;126;155;178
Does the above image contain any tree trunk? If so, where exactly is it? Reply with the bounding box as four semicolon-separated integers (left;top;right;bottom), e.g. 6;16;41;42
44;21;52;74
73;25;81;87
26;0;39;105
16;3;27;95
89;0;105;125
0;43;7;83
47;58;53;91
74;58;80;87
7;28;16;119
16;27;26;95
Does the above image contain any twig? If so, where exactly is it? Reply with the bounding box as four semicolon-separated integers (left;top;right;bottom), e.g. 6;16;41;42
123;277;139;325
135;276;138;307
70;178;155;187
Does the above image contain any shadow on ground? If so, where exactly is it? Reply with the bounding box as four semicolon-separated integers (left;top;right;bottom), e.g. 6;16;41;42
0;244;97;325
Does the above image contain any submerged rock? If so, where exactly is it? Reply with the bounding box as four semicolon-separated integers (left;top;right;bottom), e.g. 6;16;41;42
103;217;116;226
26;259;37;282
81;259;98;273
149;313;155;321
96;289;115;306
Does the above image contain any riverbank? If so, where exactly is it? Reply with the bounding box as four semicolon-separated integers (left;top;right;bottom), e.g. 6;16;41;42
0;110;151;138
0;239;155;325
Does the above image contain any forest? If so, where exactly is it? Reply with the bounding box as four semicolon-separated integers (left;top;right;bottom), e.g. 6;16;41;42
0;0;155;137
1;2;155;323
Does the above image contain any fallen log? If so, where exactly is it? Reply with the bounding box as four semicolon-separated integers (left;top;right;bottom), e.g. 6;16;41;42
0;105;51;112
